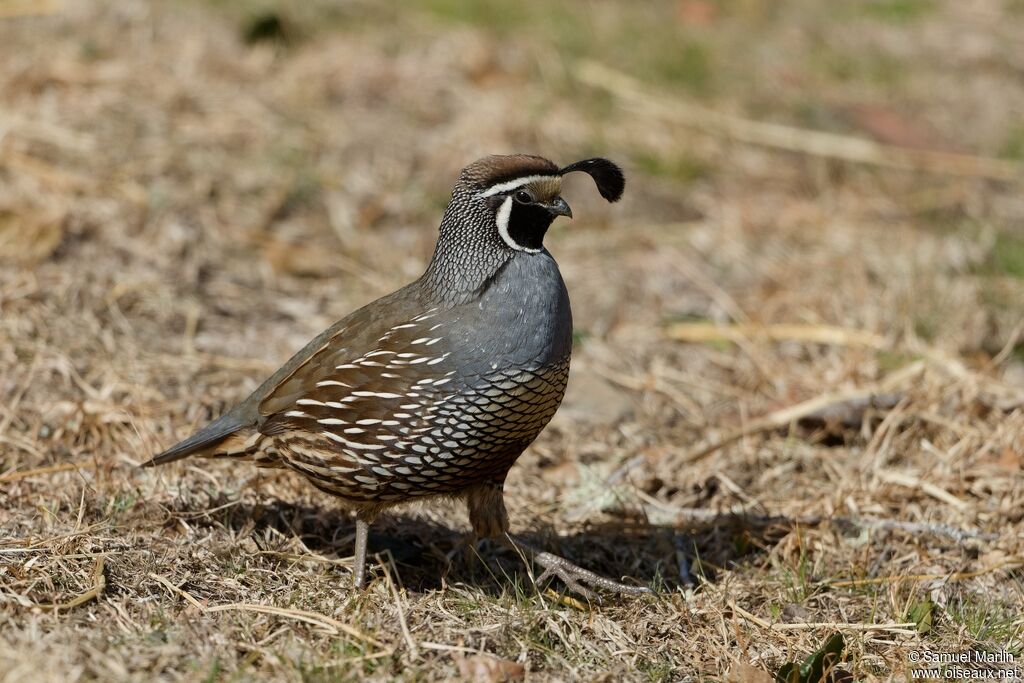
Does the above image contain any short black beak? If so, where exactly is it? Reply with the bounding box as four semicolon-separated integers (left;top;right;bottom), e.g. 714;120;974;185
545;196;573;219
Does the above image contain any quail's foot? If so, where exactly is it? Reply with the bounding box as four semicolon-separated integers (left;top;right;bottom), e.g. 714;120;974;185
505;534;652;601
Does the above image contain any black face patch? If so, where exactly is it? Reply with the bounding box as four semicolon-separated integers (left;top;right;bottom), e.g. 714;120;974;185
507;201;555;251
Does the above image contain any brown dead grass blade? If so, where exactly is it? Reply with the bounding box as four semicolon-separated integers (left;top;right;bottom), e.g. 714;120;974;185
0;462;80;483
730;602;916;634
665;322;888;350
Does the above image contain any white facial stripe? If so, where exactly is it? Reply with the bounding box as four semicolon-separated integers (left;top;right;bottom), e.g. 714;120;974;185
494;196;542;253
479;174;560;198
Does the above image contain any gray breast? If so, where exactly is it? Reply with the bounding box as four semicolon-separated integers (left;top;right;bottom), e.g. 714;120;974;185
444;249;573;376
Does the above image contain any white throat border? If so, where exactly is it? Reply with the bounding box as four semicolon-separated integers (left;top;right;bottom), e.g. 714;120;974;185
494;196;542;254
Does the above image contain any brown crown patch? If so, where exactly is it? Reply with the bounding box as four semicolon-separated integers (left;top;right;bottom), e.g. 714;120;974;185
459;154;559;190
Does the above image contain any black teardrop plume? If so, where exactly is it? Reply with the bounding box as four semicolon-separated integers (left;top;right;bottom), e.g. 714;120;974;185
558;158;625;203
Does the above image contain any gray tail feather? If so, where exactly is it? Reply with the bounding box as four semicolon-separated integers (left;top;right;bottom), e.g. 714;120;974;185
142;410;250;467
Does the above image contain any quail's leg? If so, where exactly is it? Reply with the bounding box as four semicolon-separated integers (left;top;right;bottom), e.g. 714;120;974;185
352;517;370;588
466;482;651;599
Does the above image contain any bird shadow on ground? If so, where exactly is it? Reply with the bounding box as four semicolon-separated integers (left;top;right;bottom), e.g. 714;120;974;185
163;495;793;596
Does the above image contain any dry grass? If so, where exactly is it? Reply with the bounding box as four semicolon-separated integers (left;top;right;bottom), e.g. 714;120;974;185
1;1;1023;681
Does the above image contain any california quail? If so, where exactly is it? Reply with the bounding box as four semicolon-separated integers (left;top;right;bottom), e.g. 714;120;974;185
144;154;648;597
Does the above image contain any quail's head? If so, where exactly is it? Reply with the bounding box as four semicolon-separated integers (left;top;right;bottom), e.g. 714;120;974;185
441;154;625;254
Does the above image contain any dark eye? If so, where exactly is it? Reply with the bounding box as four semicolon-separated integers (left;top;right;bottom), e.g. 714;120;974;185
514;190;533;203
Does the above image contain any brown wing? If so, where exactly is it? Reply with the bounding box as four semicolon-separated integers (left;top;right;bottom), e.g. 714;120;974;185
260;304;454;433
253;283;428;418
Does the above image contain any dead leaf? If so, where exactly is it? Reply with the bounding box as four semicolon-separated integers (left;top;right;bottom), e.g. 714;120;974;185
676;0;718;27
728;662;773;683
781;603;813;624
456;655;525;683
539;460;579;485
846;104;946;151
996;446;1021;471
457;39;505;86
261;237;335;277
0;205;67;265
357;198;387;229
977;549;1010;570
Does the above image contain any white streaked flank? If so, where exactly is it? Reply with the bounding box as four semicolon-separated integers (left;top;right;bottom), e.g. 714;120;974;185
321;431;386;450
316;380;351;388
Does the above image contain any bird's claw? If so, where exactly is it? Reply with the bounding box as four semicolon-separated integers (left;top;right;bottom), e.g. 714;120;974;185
505;535;652;601
531;549;650;601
